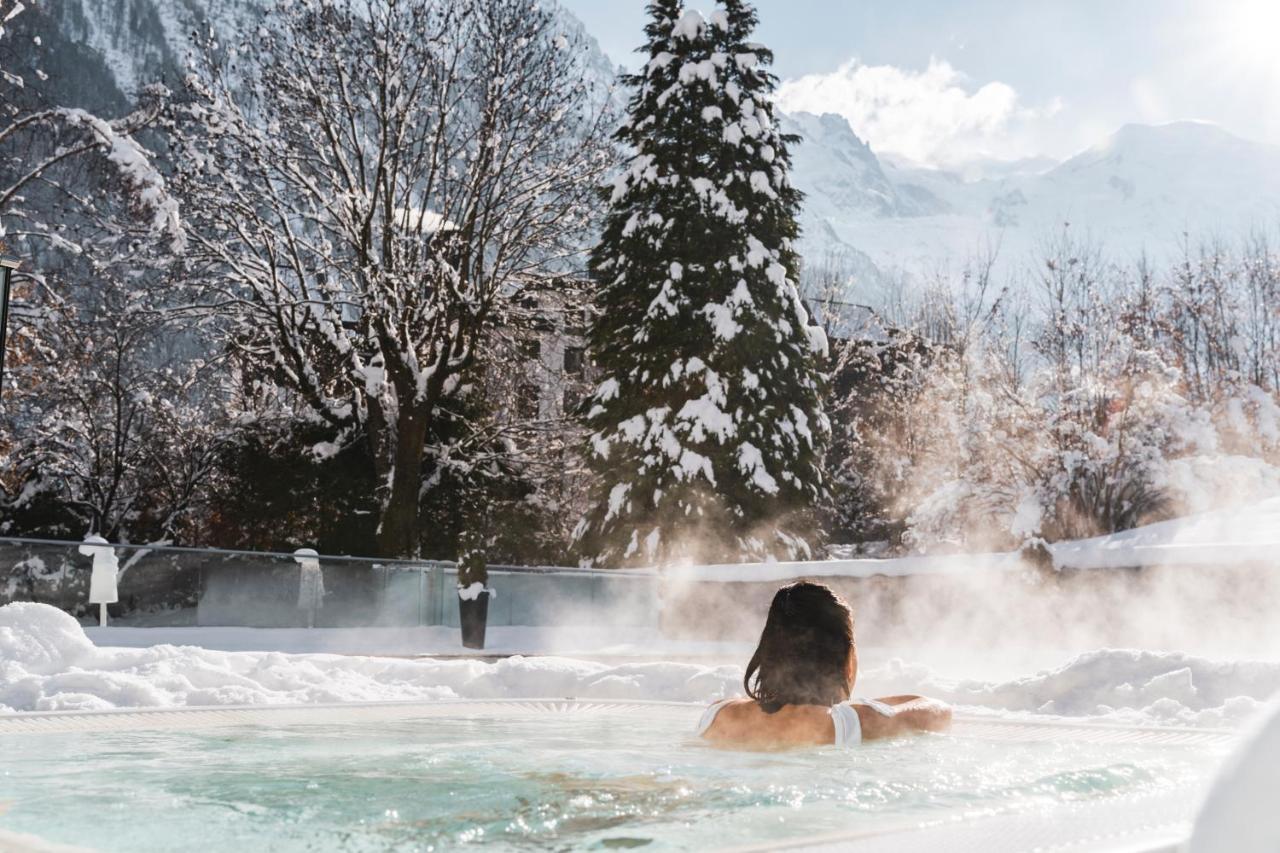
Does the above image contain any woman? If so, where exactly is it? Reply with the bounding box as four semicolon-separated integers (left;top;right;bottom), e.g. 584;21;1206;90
697;581;952;748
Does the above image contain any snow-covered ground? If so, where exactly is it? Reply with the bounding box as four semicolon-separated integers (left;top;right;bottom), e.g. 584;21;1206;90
673;495;1280;583
4;602;1277;729
1051;494;1280;569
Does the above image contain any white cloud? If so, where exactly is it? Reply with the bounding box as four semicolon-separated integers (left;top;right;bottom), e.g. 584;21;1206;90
776;58;1057;167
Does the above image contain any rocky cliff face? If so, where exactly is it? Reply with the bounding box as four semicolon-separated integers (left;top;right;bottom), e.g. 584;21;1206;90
12;0;618;113
11;0;267;110
783;111;948;221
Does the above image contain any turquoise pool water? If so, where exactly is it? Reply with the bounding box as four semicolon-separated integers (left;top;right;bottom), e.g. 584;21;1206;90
0;708;1226;851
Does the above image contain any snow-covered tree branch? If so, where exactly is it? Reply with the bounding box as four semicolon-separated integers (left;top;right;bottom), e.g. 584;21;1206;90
2;0;180;251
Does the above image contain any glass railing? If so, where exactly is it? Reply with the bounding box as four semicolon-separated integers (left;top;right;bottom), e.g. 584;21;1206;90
0;537;659;629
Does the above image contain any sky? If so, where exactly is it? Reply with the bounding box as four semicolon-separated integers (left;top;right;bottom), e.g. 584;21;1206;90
558;0;1280;169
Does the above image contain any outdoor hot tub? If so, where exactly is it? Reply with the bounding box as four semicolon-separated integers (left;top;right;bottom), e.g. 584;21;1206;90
0;700;1234;852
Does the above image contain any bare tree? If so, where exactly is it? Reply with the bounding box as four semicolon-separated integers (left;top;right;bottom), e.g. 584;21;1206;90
171;0;616;556
0;1;218;545
4;273;232;543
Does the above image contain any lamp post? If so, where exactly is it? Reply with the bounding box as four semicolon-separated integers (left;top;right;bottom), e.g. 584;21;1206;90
0;251;18;399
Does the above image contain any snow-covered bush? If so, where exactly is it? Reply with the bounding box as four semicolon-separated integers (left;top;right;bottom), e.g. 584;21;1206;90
198;330;585;565
832;229;1280;554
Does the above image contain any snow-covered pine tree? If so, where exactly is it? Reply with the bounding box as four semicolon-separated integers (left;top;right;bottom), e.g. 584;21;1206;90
575;0;829;567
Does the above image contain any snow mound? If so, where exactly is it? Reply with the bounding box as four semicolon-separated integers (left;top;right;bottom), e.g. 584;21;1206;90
0;602;96;674
1190;694;1280;852
1052;494;1280;569
1;604;1277;727
0;604;740;714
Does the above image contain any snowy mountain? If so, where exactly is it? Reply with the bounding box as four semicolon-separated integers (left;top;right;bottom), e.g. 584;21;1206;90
785;113;1280;289
21;2;1280;294
781;112;948;221
16;0;619;116
1032;121;1280;243
13;0;266;108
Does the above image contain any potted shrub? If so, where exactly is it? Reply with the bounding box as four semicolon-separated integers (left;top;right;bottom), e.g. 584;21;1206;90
456;528;492;649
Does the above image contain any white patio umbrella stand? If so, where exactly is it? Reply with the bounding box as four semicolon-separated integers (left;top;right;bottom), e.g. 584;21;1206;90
294;548;325;629
79;535;119;627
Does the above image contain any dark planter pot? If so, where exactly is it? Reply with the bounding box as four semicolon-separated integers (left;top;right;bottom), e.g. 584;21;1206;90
458;590;490;650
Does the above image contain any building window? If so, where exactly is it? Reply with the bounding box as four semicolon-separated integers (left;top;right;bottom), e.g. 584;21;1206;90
563;346;585;377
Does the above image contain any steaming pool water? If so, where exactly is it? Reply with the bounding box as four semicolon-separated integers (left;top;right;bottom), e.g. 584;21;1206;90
0;701;1233;852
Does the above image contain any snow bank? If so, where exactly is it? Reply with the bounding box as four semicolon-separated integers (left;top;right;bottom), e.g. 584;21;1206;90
1190;694;1280;852
864;649;1280;727
0;604;738;713
0;602;97;674
2;604;1277;726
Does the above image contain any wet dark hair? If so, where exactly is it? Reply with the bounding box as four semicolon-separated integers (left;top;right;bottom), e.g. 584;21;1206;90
744;581;855;714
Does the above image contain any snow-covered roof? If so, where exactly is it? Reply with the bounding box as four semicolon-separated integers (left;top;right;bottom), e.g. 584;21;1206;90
394;207;456;234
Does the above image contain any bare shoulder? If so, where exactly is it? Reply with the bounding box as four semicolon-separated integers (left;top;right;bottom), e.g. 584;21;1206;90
710;697;754;711
707;698;764;730
699;697;753;731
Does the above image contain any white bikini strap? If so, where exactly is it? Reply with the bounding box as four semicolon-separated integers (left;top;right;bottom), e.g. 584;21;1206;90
855;697;897;717
829;703;862;746
695;699;734;736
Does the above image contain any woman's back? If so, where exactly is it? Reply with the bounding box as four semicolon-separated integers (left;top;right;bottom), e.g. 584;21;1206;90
698;698;839;748
698;695;952;749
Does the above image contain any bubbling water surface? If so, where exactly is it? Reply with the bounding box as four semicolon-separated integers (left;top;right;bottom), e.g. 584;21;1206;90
0;712;1225;851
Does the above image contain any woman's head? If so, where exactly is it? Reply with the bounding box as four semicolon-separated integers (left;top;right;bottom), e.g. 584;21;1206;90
744;581;855;713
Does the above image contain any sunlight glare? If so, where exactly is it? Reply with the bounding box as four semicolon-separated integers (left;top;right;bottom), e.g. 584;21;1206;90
1215;0;1280;83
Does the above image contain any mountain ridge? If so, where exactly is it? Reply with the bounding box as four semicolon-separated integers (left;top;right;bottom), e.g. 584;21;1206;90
15;0;619;115
15;2;1280;295
785;112;1280;290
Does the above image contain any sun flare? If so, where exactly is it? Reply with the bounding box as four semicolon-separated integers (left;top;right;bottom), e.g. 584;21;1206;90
1214;0;1280;83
